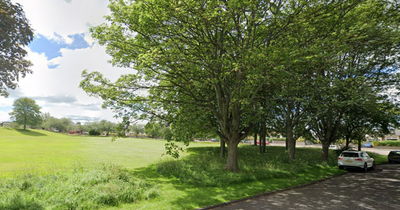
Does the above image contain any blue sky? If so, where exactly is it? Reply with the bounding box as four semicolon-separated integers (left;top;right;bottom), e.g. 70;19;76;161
0;0;131;123
29;33;92;66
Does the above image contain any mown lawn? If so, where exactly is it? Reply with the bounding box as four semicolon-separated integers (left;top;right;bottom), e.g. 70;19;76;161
0;127;185;175
0;127;386;209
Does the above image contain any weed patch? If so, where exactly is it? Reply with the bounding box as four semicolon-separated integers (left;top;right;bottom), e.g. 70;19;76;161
0;164;158;209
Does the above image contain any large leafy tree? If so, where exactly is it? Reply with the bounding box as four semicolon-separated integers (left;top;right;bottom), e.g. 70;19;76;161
306;0;400;161
340;97;400;150
81;0;400;170
0;0;33;97
9;97;42;130
81;0;306;171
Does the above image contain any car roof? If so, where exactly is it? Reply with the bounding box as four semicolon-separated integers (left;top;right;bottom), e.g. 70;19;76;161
341;151;362;153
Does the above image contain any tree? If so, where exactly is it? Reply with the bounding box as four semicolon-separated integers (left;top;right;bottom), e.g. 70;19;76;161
306;1;400;161
9;97;41;129
42;116;74;133
82;120;116;136
0;0;33;97
80;0;400;171
340;97;400;150
83;0;348;171
130;123;145;137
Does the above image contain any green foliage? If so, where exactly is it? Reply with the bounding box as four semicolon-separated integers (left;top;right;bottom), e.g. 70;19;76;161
9;97;42;130
0;0;33;97
157;146;339;187
144;122;171;139
41;114;74;133
0;164;158;209
89;129;101;136
373;141;400;147
82;120;117;135
130;123;145;136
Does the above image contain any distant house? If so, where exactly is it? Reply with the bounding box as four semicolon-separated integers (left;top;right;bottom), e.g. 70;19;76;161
383;129;400;141
69;130;83;135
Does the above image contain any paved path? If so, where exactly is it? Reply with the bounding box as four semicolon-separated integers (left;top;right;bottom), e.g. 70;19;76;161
209;164;400;210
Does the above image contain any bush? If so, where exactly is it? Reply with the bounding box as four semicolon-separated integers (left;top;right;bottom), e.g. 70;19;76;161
374;140;400;147
89;130;101;136
372;141;380;147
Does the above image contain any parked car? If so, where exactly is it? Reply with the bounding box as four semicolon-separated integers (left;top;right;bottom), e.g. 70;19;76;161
256;140;269;145
329;145;339;150
362;142;373;148
388;150;400;163
338;151;375;172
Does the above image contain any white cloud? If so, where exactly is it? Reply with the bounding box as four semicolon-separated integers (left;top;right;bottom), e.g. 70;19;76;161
12;0;110;44
3;0;135;123
10;44;133;123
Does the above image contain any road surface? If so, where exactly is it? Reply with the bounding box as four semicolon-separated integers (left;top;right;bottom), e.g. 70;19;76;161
207;164;400;210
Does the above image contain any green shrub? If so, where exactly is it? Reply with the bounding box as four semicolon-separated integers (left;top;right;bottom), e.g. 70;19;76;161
374;140;400;147
372;141;380;146
88;130;101;136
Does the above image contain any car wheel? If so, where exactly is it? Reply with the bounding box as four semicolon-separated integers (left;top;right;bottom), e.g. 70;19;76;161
338;166;344;170
363;163;368;173
371;162;375;170
388;160;392;164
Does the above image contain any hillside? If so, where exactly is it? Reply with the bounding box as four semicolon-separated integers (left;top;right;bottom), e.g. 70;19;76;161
0;127;71;138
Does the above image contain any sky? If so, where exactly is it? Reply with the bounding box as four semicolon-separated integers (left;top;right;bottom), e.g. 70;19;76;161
0;0;132;123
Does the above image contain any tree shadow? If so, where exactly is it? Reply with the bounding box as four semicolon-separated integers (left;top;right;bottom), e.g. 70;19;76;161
130;146;340;210
15;129;47;137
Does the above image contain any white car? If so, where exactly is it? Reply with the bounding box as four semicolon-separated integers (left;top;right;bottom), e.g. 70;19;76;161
338;151;375;172
329;145;339;150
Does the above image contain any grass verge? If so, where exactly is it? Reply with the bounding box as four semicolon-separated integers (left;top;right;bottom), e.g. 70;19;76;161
0;164;158;210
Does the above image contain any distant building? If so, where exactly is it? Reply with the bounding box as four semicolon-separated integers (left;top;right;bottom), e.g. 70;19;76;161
383;129;400;141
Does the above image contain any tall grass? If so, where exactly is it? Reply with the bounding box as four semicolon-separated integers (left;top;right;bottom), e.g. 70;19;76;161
157;145;339;187
0;164;158;210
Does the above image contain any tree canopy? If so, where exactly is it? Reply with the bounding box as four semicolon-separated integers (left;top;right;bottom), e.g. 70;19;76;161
0;0;33;97
81;0;400;171
9;97;42;130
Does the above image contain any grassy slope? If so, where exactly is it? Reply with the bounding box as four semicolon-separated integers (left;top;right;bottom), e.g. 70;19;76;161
0;127;173;175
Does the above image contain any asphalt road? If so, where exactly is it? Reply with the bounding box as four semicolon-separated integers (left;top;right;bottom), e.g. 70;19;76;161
208;164;400;210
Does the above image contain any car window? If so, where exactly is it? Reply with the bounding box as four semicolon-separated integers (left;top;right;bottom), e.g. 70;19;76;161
342;153;359;157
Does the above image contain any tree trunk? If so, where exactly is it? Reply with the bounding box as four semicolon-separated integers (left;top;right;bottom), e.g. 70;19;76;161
286;111;295;160
220;138;226;158
287;130;296;160
321;141;330;162
345;136;350;148
285;137;288;151
259;125;266;153
23;117;27;130
253;132;257;146
357;139;361;151
225;141;239;172
262;134;266;153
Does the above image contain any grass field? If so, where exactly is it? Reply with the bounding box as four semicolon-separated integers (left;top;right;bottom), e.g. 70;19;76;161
0;127;193;175
0;127;386;209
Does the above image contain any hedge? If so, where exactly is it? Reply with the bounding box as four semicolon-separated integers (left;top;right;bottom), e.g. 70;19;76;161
373;140;400;147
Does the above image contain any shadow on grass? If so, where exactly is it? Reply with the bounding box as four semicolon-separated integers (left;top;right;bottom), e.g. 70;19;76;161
130;146;344;210
15;129;47;137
